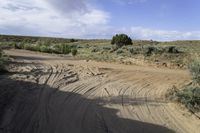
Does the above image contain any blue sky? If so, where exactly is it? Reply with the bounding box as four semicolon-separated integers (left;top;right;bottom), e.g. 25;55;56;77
0;0;200;40
105;0;200;30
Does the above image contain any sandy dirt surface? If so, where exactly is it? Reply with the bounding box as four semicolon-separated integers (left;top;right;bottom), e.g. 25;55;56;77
0;49;200;133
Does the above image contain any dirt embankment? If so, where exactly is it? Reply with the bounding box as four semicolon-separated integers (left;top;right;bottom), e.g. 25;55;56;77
0;49;200;133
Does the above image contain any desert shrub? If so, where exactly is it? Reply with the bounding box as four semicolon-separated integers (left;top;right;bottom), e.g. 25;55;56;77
91;47;100;52
188;60;200;85
174;60;200;112
141;46;181;56
35;40;49;47
128;47;134;54
165;46;179;54
14;42;25;49
121;46;145;56
84;44;90;48
103;46;112;51
18;43;72;54
68;44;78;49
62;44;71;54
23;43;31;50
0;49;3;58
109;45;118;53
129;46;144;55
0;49;8;73
24;43;40;52
69;39;77;43
176;87;200;111
71;48;78;56
0;49;2;57
32;45;41;52
53;44;71;54
145;46;156;56
143;46;165;56
0;59;5;72
116;48;125;55
23;44;40;52
0;42;15;48
77;45;83;49
39;45;49;53
0;57;5;71
52;44;62;54
111;34;132;47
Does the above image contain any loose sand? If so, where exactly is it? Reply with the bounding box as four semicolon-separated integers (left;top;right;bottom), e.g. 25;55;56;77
0;49;200;133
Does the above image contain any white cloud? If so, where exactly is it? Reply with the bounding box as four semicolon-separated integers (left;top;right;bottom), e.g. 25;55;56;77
129;27;200;41
46;0;88;14
102;26;200;41
0;0;200;41
112;0;147;5
0;0;110;38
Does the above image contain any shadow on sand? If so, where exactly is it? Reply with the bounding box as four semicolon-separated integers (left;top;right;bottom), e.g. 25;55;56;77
0;75;175;133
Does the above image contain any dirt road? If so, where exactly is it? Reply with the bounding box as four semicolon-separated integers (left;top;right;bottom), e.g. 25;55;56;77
0;49;200;133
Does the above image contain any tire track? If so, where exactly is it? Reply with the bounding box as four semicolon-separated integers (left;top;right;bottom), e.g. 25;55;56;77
2;49;200;133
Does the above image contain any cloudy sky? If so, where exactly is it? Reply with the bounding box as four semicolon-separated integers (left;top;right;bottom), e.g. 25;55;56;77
0;0;200;41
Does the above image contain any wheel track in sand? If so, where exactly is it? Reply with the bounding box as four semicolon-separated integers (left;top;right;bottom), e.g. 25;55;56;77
1;49;200;133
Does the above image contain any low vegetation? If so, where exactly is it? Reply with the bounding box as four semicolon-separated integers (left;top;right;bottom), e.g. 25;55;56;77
0;49;8;73
172;60;200;112
188;60;200;85
176;86;200;111
1;34;200;69
0;35;78;44
1;34;200;111
71;48;78;56
13;41;78;55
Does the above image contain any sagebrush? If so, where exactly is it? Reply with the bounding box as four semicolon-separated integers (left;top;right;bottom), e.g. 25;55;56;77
188;60;200;85
176;87;200;111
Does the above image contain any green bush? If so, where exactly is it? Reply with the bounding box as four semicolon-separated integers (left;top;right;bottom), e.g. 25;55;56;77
189;60;200;85
53;44;62;54
91;47;100;52
0;49;7;73
71;48;78;56
174;60;200;112
15;42;25;49
109;45;118;53
32;45;41;52
77;45;83;49
62;44;71;54
103;46;112;51
176;87;200;111
128;47;133;53
24;44;40;52
0;59;5;72
69;39;77;43
0;49;2;57
116;48;124;55
39;45;50;53
128;46;143;55
145;46;156;56
165;46;179;54
51;44;71;54
23;43;31;50
111;34;132;47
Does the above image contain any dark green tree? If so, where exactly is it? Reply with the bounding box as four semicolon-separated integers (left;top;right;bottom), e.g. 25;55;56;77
111;34;132;47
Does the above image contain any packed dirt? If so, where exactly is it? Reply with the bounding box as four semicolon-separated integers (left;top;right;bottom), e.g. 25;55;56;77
0;49;200;133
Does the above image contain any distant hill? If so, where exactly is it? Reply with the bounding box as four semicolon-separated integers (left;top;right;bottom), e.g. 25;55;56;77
0;35;78;43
